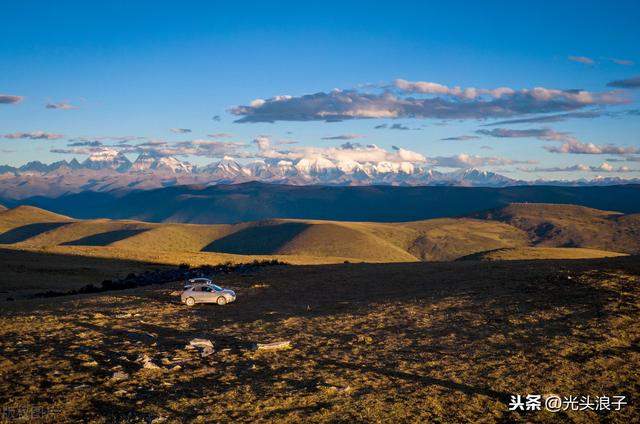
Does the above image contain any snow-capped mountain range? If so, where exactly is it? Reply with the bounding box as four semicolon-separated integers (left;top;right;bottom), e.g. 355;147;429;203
0;149;638;199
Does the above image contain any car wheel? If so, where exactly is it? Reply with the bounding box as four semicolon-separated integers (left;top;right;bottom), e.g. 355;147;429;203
217;296;227;306
185;297;196;306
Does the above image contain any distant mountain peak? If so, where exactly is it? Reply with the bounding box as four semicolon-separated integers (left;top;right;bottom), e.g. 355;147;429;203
83;149;132;172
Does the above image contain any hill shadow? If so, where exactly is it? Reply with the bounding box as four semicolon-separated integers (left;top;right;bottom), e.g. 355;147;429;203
202;222;310;254
0;222;72;244
62;229;150;246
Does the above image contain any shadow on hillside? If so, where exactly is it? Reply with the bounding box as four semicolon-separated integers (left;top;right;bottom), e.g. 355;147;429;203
0;222;72;244
62;229;150;246
202;222;310;254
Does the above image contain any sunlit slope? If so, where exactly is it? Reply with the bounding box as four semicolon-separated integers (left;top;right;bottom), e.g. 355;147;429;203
458;247;629;261
0;206;73;243
0;205;71;232
16;220;152;247
109;223;234;252
473;203;640;253
2;203;638;263
397;218;529;261
274;222;419;262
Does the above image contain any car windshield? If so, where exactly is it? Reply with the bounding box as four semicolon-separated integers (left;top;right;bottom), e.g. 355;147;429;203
212;284;223;291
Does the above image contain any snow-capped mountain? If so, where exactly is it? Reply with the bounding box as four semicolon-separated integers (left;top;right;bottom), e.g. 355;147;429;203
82;149;132;172
0;154;638;199
201;157;248;178
131;152;193;173
446;168;516;187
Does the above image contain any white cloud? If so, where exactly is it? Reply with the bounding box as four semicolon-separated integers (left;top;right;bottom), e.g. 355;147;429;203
568;55;595;65
3;131;65;140
431;153;535;168
46;102;77;110
520;162;634;173
544;139;639;155
252;136;426;164
231;81;626;123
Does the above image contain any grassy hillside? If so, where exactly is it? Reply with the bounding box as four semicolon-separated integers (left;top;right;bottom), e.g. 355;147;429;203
474;203;640;254
0;203;635;264
0;205;70;231
459;247;629;261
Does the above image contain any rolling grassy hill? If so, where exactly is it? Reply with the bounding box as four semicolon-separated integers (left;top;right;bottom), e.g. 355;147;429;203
473;203;640;253
458;247;629;261
0;202;636;263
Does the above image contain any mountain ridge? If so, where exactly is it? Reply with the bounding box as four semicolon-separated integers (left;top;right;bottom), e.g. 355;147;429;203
1;152;639;199
6;182;640;224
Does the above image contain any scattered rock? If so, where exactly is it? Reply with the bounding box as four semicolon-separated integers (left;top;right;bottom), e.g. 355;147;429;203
317;383;352;394
137;354;162;370
111;371;129;381
254;340;292;351
190;338;214;349
143;360;161;370
189;338;215;357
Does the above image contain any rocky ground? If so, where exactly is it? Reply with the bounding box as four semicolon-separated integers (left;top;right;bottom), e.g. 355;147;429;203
0;257;639;423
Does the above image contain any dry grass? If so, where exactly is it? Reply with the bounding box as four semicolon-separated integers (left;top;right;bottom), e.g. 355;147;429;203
475;203;640;254
0;254;639;422
459;247;629;261
0;205;640;265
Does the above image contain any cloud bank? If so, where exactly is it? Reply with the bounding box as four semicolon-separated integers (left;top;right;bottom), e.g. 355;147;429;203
3;131;64;140
230;80;626;123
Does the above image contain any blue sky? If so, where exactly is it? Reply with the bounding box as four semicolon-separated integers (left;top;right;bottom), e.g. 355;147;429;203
1;0;639;179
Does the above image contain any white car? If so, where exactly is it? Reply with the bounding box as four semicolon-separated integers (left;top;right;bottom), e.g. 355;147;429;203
181;283;236;306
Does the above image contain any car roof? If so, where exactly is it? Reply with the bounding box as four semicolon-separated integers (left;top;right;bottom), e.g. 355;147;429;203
190;283;216;288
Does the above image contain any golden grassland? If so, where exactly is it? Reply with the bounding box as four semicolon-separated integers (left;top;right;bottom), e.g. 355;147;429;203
459;247;629;261
0;253;639;422
1;204;636;268
475;203;640;254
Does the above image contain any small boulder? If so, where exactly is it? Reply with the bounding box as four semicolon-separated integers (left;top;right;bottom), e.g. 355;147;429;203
189;338;214;349
189;338;215;357
137;354;162;370
254;340;292;351
111;371;129;381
